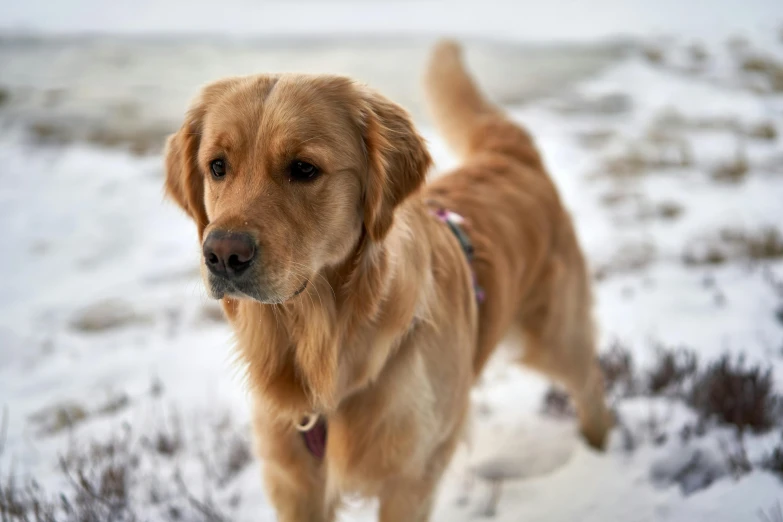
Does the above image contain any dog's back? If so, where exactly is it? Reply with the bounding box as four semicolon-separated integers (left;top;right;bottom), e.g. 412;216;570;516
423;40;612;449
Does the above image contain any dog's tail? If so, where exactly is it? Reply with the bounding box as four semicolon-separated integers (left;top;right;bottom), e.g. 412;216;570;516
424;40;542;166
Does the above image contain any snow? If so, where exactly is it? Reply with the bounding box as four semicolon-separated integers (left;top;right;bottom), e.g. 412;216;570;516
1;3;783;521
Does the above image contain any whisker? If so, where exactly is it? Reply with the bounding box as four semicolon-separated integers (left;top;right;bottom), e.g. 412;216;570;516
288;261;337;302
288;265;320;311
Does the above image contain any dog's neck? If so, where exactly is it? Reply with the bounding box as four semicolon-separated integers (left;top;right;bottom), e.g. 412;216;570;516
221;201;431;422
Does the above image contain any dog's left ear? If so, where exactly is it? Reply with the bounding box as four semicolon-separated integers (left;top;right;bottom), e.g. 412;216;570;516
164;113;208;240
164;79;238;241
360;91;432;242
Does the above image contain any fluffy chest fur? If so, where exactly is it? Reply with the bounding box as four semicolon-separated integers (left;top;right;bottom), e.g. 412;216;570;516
224;204;477;496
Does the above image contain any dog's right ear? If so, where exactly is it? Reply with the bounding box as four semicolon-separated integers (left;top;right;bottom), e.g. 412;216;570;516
164;103;209;240
359;90;433;243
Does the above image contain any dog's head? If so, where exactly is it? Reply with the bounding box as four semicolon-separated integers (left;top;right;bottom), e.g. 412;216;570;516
164;74;431;303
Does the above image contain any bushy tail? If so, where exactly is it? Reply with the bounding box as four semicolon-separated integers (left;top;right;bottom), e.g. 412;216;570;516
423;40;500;158
424;40;541;167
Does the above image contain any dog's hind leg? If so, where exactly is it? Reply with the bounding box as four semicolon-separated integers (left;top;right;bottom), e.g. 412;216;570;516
516;259;613;450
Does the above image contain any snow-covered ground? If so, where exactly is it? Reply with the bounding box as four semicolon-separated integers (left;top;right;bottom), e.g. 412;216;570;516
1;2;783;521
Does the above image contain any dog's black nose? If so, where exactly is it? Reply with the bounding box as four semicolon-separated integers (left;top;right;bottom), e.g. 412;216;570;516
203;231;256;278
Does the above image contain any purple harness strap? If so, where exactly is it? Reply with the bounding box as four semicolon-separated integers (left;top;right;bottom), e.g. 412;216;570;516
431;208;485;303
300;416;328;459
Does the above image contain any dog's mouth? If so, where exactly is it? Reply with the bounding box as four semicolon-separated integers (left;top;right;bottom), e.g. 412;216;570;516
208;277;308;304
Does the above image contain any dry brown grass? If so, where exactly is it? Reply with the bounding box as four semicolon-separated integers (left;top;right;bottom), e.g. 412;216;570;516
0;408;252;522
747;122;778;141
642;46;665;64
28;402;89;436
683;226;783;266
653;108;775;143
28;121;170;156
599;190;684;223
688;43;709;65
594;242;656;281
576;129;616;150
555;93;632;116
742;55;777;73
739;54;783;92
653;108;740;134
603;145;692;178
69;300;152;334
722;228;783;260
599;190;640;207
712;150;750;183
656;201;684;220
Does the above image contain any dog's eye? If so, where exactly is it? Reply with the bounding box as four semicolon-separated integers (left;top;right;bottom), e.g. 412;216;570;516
210;159;226;179
289;160;320;182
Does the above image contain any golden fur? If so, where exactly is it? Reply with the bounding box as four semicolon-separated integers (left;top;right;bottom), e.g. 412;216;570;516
164;40;612;521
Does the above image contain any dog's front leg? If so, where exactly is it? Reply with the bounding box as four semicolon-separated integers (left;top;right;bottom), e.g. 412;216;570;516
255;418;336;521
262;459;335;522
378;430;461;522
378;475;439;522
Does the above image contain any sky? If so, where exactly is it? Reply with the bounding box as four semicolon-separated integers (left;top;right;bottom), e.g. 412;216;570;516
1;0;781;42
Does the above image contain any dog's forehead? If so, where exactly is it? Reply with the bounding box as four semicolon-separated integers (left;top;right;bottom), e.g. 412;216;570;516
203;74;357;142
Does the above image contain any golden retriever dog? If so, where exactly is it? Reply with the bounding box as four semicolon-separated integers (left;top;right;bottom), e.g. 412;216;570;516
164;40;612;521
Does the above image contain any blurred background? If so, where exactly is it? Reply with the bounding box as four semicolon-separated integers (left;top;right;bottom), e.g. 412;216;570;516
1;1;783;521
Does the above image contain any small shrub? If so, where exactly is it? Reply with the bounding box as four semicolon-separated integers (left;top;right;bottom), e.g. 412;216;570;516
541;387;574;418
647;346;698;395
599;341;637;397
0;408;245;522
720;436;753;479
761;436;783;482
689;354;779;433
